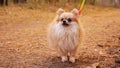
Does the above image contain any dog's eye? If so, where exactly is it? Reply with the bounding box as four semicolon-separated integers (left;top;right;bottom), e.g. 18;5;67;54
67;18;72;22
61;18;64;21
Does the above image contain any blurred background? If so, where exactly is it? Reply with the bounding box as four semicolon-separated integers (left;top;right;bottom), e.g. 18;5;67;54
0;0;120;9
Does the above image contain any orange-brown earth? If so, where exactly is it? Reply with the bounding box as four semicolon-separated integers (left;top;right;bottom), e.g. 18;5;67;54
0;6;120;68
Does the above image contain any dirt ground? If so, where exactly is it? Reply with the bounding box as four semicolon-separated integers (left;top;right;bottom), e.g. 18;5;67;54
0;6;120;68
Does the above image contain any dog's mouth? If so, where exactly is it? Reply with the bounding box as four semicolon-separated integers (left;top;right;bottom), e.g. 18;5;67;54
62;21;69;26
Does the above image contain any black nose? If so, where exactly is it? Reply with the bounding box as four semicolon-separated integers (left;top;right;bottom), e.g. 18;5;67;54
62;21;68;26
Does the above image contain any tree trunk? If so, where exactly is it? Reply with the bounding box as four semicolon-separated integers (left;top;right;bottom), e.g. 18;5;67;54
0;0;8;6
14;0;26;4
96;0;117;7
92;0;96;5
19;0;26;3
114;0;120;7
5;0;8;6
14;0;18;4
0;0;4;6
49;0;56;6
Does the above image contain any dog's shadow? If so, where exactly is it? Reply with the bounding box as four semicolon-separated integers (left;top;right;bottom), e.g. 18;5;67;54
39;56;89;68
48;57;77;68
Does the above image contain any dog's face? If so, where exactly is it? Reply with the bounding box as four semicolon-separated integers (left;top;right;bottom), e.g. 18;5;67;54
56;8;79;27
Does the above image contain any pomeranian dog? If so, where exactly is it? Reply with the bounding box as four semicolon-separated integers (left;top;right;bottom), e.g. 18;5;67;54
48;8;83;63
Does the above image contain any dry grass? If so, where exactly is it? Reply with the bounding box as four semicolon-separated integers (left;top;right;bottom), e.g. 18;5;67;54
0;6;120;68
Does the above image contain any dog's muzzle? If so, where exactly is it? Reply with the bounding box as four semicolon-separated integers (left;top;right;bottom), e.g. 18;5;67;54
62;21;69;26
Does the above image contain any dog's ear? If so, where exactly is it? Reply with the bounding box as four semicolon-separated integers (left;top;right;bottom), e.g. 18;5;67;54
57;8;65;16
71;8;79;16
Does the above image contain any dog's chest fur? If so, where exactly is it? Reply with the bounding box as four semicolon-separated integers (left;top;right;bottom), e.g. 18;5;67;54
53;22;79;51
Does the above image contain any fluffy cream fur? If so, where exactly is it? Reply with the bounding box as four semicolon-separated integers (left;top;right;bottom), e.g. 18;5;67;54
48;8;83;63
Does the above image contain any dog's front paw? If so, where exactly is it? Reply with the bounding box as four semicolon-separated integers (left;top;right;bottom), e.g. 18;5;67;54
61;56;68;62
69;57;75;63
